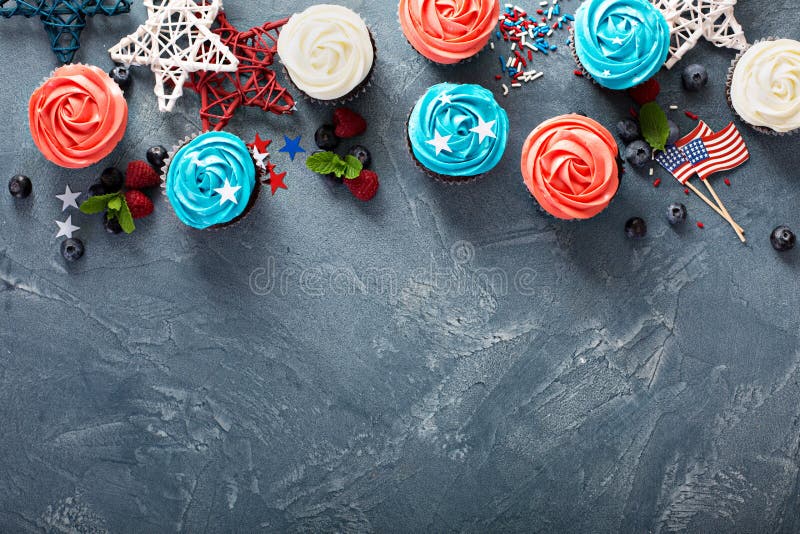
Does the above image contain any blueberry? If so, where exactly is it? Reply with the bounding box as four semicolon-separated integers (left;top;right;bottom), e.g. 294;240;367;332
624;140;651;167
314;125;339;150
348;145;371;169
60;238;84;262
8;174;32;198
667;120;680;145
99;167;124;192
146;145;169;170
625;217;647;239
88;183;108;198
616;119;641;143
682;64;708;92
109;65;132;90
770;225;796;252
666;203;687;225
104;212;123;234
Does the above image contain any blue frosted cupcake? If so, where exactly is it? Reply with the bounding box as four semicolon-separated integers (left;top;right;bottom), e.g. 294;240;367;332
407;83;509;183
571;0;670;90
164;131;260;230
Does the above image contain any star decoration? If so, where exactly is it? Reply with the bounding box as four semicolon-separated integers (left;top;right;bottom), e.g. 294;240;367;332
55;215;79;238
649;0;747;69
610;36;625;45
438;93;453;104
253;147;269;169
0;0;132;64
55;185;81;211
602;69;612;77
251;134;271;154
278;135;305;161
470;118;496;143
427;130;452;156
213;179;241;206
266;162;287;195
186;11;295;131
109;0;239;112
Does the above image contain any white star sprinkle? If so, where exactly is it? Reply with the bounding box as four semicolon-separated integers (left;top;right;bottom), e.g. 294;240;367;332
438;93;453;105
611;36;624;45
55;215;80;239
602;69;612;77
470;118;497;143
214;179;242;205
253;148;269;169
55;185;81;211
426;130;452;156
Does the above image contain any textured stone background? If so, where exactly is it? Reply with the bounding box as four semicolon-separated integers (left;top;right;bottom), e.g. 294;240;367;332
1;1;799;532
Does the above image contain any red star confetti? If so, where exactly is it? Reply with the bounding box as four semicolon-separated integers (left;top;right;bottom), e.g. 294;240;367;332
187;12;295;131
267;162;288;196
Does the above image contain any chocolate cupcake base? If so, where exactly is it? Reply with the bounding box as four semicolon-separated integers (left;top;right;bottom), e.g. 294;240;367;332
405;111;483;185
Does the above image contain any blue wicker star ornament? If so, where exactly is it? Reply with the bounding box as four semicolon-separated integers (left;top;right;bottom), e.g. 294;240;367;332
0;0;133;64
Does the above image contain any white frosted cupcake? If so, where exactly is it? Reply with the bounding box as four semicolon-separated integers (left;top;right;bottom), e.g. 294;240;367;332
277;4;375;104
728;38;800;135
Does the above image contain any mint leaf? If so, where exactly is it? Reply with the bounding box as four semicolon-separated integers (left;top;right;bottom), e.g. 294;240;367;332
306;151;343;175
79;193;117;215
639;102;670;152
117;200;135;234
342;155;363;180
107;196;122;212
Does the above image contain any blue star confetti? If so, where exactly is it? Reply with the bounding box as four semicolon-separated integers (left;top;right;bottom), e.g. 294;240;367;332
278;135;306;161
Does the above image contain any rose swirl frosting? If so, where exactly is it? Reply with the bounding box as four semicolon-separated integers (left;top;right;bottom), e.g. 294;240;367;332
398;0;500;64
522;114;619;220
28;64;128;169
574;0;670;90
408;83;509;177
730;39;800;133
165;132;256;229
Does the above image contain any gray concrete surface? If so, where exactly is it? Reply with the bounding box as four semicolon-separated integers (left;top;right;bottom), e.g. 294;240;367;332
1;0;799;532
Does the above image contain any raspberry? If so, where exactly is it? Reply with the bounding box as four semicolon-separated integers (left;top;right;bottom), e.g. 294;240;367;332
333;107;367;138
345;170;379;201
125;160;161;190
124;190;154;219
628;78;660;105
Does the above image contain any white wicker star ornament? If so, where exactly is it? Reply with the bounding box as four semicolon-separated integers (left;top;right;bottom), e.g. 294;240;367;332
108;0;239;112
650;0;747;69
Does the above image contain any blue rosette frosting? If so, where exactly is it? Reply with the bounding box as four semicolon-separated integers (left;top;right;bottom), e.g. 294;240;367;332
165;131;257;229
574;0;670;90
408;83;509;178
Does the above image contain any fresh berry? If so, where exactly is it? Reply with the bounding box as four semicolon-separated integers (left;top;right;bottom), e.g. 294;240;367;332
8;174;31;198
104;212;123;234
770;225;796;252
616;119;641;144
624;140;651;167
625;217;647;239
109;65;132;90
125;190;154;219
314;124;339;150
348;145;371;169
333;107;367;138
99;167;124;192
667;120;680;145
125;160;161;190
682;64;708;91
628;77;660;105
146;145;169;170
88;183;108;198
60;238;84;262
666;203;687;225
345;170;379;201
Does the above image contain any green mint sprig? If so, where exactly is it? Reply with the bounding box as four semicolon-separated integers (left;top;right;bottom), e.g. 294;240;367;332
80;192;135;234
306;151;362;179
638;102;670;152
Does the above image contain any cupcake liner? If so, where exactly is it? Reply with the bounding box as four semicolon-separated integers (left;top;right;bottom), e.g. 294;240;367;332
281;27;376;106
405;108;484;184
726;37;799;137
161;132;263;231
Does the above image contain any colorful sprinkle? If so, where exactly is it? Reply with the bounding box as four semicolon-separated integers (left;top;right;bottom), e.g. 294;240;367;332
697;222;705;229
684;188;690;195
724;178;731;187
684;110;699;120
653;178;661;188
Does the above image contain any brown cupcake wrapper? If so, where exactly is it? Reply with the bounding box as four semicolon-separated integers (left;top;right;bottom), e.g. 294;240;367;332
161;132;263;231
726;37;799;137
281;27;376;106
404;107;484;184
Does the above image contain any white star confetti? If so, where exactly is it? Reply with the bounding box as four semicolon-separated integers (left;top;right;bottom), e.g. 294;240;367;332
55;215;80;239
470;118;497;143
602;69;611;77
214;179;241;206
253;148;269;169
55;185;81;211
611;36;624;45
426;130;452;156
109;0;239;112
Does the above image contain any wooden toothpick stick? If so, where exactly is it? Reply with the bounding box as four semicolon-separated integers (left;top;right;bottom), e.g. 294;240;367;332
685;180;746;242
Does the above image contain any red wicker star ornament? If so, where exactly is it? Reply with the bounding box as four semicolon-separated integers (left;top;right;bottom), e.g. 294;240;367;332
187;12;295;132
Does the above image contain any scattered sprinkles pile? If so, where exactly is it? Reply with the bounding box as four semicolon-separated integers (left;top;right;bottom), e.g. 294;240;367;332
494;1;575;95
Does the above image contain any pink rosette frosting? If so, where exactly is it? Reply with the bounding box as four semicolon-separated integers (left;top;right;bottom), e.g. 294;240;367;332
399;0;500;64
29;64;128;169
522;114;620;220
